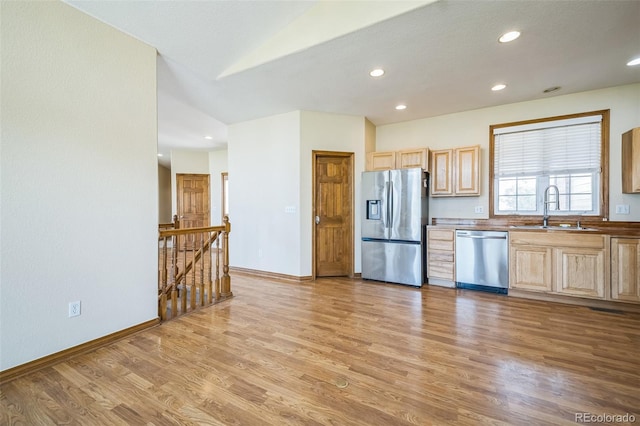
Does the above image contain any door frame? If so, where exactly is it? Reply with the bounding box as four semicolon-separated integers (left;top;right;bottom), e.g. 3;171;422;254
311;150;355;280
221;172;228;222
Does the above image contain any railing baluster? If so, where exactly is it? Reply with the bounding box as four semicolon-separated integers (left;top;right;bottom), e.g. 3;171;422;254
181;242;187;314
215;234;220;301
171;288;177;319
160;293;167;321
158;237;168;320
221;216;232;298
207;231;214;304
190;235;196;311
199;232;205;307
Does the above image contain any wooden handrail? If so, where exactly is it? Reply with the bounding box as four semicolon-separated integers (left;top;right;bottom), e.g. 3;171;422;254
159;225;226;238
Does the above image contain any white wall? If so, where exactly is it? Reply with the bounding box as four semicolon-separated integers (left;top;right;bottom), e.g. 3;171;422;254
377;84;640;222
208;150;228;225
300;111;366;274
170;150;210;218
228;112;302;275
1;1;158;370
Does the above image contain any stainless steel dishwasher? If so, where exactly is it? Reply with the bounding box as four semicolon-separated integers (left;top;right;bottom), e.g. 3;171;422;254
455;230;509;294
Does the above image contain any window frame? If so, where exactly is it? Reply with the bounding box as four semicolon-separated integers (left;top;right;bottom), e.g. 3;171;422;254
489;109;609;221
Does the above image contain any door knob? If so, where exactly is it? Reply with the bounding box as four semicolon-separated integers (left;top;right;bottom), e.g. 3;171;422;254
315;216;320;224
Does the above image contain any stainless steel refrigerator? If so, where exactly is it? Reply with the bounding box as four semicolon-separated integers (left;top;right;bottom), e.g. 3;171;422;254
361;168;429;286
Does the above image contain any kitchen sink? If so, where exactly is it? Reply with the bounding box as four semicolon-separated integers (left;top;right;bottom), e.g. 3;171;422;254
509;225;597;231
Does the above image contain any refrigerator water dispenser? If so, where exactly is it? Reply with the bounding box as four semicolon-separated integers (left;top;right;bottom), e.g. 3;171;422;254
366;200;381;220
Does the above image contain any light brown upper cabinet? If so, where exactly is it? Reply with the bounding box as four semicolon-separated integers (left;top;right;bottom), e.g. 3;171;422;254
430;149;453;196
366;148;429;171
396;148;429;171
622;127;640;193
431;145;480;197
366;151;396;171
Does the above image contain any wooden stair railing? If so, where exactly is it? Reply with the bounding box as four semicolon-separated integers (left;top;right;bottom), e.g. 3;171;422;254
157;216;232;321
158;214;180;231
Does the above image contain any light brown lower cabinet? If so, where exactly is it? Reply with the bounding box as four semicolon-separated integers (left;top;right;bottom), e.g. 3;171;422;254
611;237;640;302
427;227;455;286
555;247;605;299
509;231;607;300
509;245;553;292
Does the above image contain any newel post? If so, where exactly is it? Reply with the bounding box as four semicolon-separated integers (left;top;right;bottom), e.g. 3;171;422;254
220;215;232;297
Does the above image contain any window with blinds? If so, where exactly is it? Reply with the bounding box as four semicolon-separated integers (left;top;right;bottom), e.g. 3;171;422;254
490;111;608;217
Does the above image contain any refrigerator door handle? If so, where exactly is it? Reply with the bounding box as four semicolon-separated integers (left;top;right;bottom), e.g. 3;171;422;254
385;181;391;228
388;181;394;228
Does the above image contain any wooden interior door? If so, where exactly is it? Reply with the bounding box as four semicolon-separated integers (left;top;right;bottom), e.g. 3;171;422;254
313;152;353;278
177;174;210;248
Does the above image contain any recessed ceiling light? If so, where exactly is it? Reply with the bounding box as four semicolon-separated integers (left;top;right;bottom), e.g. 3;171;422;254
369;68;385;77
499;31;521;43
157;153;163;157
543;86;561;93
395;104;407;110
204;136;213;140
627;57;640;66
491;84;507;91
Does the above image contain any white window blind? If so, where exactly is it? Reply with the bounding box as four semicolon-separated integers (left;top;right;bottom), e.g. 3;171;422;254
494;115;602;177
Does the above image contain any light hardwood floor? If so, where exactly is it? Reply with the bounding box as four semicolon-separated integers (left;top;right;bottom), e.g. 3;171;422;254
2;273;640;425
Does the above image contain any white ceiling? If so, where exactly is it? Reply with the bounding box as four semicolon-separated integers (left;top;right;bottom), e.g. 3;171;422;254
64;0;640;167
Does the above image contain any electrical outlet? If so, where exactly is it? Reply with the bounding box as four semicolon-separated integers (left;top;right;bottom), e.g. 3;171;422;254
615;204;630;215
68;301;81;318
474;206;484;214
258;248;263;258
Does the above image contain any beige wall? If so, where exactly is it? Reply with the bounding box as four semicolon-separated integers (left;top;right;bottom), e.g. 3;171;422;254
228;111;302;275
365;117;376;155
228;110;367;277
376;84;640;222
1;1;158;370
300;111;366;274
208;150;228;224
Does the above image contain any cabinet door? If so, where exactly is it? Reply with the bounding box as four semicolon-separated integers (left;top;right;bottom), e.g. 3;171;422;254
622;128;640;193
455;145;480;195
611;238;640;302
430;149;453;196
366;151;396;171
396;148;429;171
510;245;553;292
555;248;605;299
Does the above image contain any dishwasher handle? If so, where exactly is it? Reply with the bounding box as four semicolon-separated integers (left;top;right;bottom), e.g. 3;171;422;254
457;234;507;240
456;231;508;240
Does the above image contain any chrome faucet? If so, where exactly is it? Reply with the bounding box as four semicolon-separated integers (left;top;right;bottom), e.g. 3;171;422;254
543;185;559;227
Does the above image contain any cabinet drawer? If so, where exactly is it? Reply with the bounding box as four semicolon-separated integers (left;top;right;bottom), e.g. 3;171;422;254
428;261;454;280
429;250;454;262
428;229;455;241
428;239;454;251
